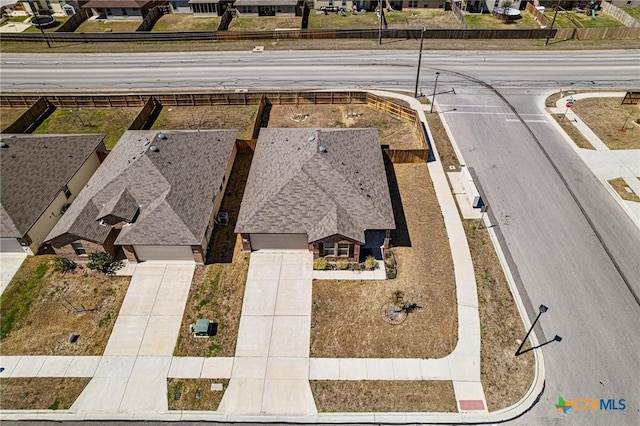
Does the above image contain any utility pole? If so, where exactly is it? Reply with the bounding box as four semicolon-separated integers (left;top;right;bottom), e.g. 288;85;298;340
414;27;425;98
27;0;50;48
430;71;440;113
545;1;560;46
378;0;383;45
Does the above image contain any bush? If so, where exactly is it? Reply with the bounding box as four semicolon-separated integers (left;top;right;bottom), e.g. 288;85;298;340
53;256;76;273
313;257;328;270
336;259;349;270
364;255;377;270
87;252;113;273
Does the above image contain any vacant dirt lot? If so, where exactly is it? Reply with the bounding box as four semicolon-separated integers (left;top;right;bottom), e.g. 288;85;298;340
0;378;89;410
167;378;228;410
311;162;457;358
150;105;258;140
0;108;27;129
570;97;640;150
0;256;130;356
152;14;221;32
311;380;457;412
268;104;421;149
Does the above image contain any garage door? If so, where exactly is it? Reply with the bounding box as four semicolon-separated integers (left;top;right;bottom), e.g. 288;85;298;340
250;233;308;250
0;238;25;253
133;245;194;262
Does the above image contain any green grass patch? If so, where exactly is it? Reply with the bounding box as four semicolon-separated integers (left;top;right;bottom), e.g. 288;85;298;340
0;259;49;341
75;20;140;33
545;10;624;28
33;107;140;149
465;12;540;29
152;14;221;32
624;7;640;22
24;17;69;33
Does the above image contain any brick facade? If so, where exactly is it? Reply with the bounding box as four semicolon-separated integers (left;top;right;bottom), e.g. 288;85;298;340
51;228;119;262
313;234;361;262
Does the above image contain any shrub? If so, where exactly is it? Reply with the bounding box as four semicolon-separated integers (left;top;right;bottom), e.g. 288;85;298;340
364;255;377;270
336;259;349;270
53;256;76;273
313;257;328;270
87;252;113;273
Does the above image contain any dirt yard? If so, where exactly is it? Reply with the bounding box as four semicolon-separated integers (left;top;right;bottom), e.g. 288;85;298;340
75;20;141;33
150;105;258;140
427;112;460;171
311;380;457;412
229;16;301;31
167;378;228;410
386;9;463;29
0;256;130;356
465;11;540;29
570;97;640;150
268;104;422;149
0;378;90;410
0;107;27;129
33;107;140;149
311;162;457;358
152;14;221;32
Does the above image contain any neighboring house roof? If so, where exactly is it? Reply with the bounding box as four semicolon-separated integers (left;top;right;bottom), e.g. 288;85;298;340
0;134;105;239
82;0;155;9
47;130;237;247
233;0;300;6
235;128;395;244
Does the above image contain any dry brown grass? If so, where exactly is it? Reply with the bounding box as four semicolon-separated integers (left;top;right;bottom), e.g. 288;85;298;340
311;380;457;412
311;163;457;358
229;17;301;31
0;378;90;410
570;97;640;150
75;20;141;33
386;10;463;30
426;112;459;172
268;104;421;149
608;178;640;202
152;14;221;32
551;113;595;149
150;105;258;140
464;220;534;411
0;107;27;129
0;256;130;356
167;378;228;410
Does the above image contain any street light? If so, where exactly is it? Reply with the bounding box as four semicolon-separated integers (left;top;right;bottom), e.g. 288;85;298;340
430;71;440;113
515;304;548;356
414;27;426;98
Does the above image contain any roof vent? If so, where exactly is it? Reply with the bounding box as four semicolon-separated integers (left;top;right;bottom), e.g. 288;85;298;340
150;146;159;152
144;139;151;146
158;132;167;140
0;142;9;148
319;146;327;153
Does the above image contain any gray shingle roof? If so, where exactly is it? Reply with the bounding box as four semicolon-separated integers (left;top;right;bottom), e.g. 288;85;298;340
0;134;105;239
235;128;395;244
96;188;139;225
47;130;237;247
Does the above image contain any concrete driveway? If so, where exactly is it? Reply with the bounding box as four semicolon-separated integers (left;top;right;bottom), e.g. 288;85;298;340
0;253;27;296
218;250;317;416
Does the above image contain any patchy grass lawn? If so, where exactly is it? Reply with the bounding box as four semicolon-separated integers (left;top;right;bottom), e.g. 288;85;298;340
152;14;221;32
570;97;640;150
308;10;379;29
385;9;463;29
426;112;460;172
0;378;90;410
608;178;640;202
268;104;421;149
465;12;540;29
229;16;301;31
311;380;457;412
167;378;228;410
174;155;253;357
0;108;27;129
150;105;258;140
24;17;69;32
311;163;457;358
33;107;140;149
544;10;624;28
0;256;130;355
464;220;534;411
624;7;640;22
75;19;141;33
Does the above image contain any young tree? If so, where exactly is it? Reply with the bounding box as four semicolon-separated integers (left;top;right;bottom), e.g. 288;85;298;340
500;0;513;23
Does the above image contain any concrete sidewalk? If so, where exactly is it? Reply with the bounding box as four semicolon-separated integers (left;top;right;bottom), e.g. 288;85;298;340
0;252;27;296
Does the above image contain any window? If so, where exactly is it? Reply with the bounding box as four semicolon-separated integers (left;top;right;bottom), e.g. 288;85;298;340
71;242;86;255
408;1;418;7
323;243;335;257
240;6;252;13
337;243;350;257
121;8;128;16
62;185;72;198
328;0;334;5
106;8;112;15
342;0;346;6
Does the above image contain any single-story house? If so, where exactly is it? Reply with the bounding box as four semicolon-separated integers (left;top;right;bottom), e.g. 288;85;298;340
15;0;80;16
0;134;106;255
187;0;234;15
82;0;160;19
233;0;304;16
46;130;237;264
235;128;395;262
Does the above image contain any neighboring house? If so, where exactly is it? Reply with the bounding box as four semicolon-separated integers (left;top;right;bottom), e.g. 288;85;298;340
236;128;395;262
15;0;80;16
0;134;106;255
233;0;304;16
186;0;234;15
82;0;160;19
46;130;237;264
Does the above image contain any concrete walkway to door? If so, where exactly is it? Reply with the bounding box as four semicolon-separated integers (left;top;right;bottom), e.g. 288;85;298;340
218;250;317;416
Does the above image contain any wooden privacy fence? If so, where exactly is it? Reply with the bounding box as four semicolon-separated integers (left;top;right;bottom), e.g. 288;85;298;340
555;26;640;40
450;2;470;30
136;7;165;32
1;91;428;162
55;9;92;33
0;27;557;42
601;1;640;28
526;2;550;28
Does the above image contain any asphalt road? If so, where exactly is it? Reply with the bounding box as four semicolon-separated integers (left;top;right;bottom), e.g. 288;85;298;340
1;50;639;424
